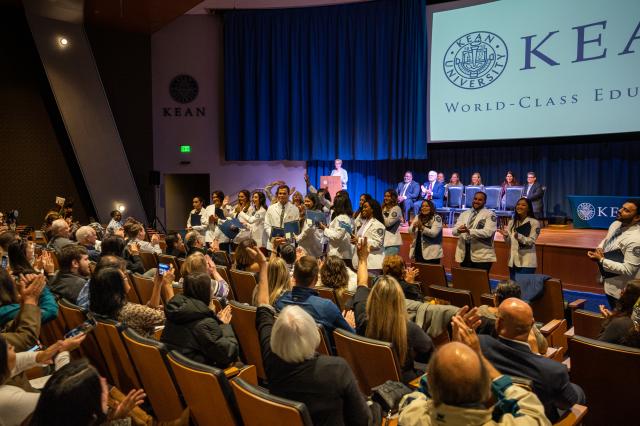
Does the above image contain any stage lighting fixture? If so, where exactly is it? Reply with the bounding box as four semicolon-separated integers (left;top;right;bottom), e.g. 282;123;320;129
58;37;69;47
118;204;126;213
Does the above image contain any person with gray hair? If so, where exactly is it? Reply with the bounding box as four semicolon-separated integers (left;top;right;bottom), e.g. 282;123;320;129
398;313;550;425
75;226;100;262
252;247;372;426
46;219;74;253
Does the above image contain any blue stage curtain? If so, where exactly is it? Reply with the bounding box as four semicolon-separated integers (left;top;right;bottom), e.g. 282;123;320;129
223;0;426;161
308;138;640;216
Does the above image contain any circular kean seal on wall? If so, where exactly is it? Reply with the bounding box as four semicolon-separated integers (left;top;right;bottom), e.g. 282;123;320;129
169;74;199;104
576;203;596;221
443;31;508;90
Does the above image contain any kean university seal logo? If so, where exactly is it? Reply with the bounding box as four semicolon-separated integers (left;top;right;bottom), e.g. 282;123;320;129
576;203;596;221
443;31;508;89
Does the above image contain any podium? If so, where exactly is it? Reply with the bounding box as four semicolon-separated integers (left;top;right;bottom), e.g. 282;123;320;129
320;176;342;200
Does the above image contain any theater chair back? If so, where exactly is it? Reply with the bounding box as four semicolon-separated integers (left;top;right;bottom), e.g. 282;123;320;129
130;273;154;305
167;351;257;426
568;336;640;426
447;186;463;208
216;266;236;300
333;328;401;395
229;269;257;304
316;287;338;305
230;378;313;426
484;186;501;210
121;328;185;422
451;267;490;307
138;252;158;271
529;278;564;323
229;301;266;380
428;285;474;308
571;309;604;339
93;318;141;393
414;263;447;295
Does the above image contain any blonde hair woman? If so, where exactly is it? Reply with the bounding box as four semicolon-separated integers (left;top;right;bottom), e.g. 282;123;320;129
253;257;291;306
352;239;434;382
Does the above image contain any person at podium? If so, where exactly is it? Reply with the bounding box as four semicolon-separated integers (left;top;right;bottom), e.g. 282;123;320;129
331;158;348;190
498;197;540;279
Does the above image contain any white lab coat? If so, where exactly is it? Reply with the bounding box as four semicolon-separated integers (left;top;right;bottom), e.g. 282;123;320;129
323;214;354;260
504;217;540;268
597;222;640;299
383;205;403;248
452;208;497;263
264;202;300;250
352;218;385;270
409;215;443;261
238;206;267;247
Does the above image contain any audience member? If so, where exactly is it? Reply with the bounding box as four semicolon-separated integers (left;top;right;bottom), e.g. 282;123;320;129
76;255;125;310
521;172;544;219
253;248;372;426
478;298;585;422
0;272;45;351
101;235;145;275
409;200;443;265
125;223;161;255
46;219;74;253
318;255;357;296
353;240;433;382
252;257;291;306
184;230;206;257
0;270;57;327
164;232;187;259
7;240;37;276
75;226;101;262
29;358;145;426
106;210;123;236
48;244;90;304
233;239;261;273
382;255;422;301
162;272;239;368
396;171;421;224
452;192;497;272
179;252;230;299
90;267;171;337
598;280;640;345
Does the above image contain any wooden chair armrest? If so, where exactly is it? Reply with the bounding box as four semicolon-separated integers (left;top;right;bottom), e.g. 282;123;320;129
235;364;258;386
540;319;563;336
553;404;587;426
564;327;575;338
544;347;559;359
562;357;571;372
568;299;586;310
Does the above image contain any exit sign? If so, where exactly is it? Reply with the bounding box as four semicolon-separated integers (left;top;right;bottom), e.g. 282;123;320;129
180;145;191;153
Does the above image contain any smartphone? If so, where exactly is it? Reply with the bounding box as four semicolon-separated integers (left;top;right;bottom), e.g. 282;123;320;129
158;263;170;276
27;344;43;352
0;256;7;270
64;318;96;339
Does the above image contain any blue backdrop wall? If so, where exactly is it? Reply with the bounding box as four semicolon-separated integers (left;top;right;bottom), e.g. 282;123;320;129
308;137;640;217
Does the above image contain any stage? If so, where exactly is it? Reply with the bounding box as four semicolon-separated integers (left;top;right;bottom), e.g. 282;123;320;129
398;225;607;294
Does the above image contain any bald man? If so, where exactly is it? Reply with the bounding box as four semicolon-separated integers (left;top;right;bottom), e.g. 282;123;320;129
399;339;549;425
478;298;585;422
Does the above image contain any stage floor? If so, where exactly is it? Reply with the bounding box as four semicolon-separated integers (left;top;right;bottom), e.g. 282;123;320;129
398;225;607;294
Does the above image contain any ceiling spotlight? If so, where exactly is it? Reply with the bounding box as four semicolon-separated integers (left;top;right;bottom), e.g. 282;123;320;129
58;37;69;47
118;204;126;213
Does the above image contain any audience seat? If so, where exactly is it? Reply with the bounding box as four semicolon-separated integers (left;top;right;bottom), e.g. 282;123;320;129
540;318;568;360
229;270;258;304
428;285;474;308
228;301;266;380
129;273;154;305
93;318;142;393
216;266;236;300
138;251;158;271
568;335;640;426
413;263;447;296
333;328;401;395
316;286;338;306
529;279;586;324
568;309;603;339
316;324;331;356
230;377;313;426
167;350;257;426
121;328;186;422
451;267;490;307
38;306;67;347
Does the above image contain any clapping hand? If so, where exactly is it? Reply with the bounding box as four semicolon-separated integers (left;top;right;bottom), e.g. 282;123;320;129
356;236;369;259
451;314;481;353
343;310;356;329
404;266;419;283
111;386;147;420
457;224;469;234
599;304;613;318
245;247;267;265
587;247;605;261
18;274;46;305
498;225;509;238
217;305;232;324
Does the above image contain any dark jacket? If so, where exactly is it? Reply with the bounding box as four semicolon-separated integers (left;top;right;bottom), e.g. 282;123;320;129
521;182;544;216
598;316;633;345
161;294;238;368
396;181;421;203
353;286;433;383
479;334;585;422
256;305;371;426
123;249;145;275
48;271;88;304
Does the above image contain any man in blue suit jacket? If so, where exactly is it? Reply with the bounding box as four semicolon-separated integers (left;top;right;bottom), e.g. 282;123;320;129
478;298;585;422
396;171;421;223
413;170;445;214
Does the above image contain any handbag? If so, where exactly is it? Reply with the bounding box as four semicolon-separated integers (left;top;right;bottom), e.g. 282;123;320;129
370;380;413;413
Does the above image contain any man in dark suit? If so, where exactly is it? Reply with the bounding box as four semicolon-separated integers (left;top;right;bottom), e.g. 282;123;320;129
521;172;544;219
414;170;445;214
478;298;585;422
396;171;421;224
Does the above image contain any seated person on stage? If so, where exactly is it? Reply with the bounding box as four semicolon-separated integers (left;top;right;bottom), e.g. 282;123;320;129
477;298;585;422
274;256;354;338
468;172;485;191
445;172;463;197
475;281;548;355
437;172;445;184
598;280;640;345
521;172;544;219
414;170;445;214
253;248;372;426
452;192;497;272
587;199;640;308
399;315;550;426
48;244;90;304
500;171;519;208
410;200;443;265
396;171;421;223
